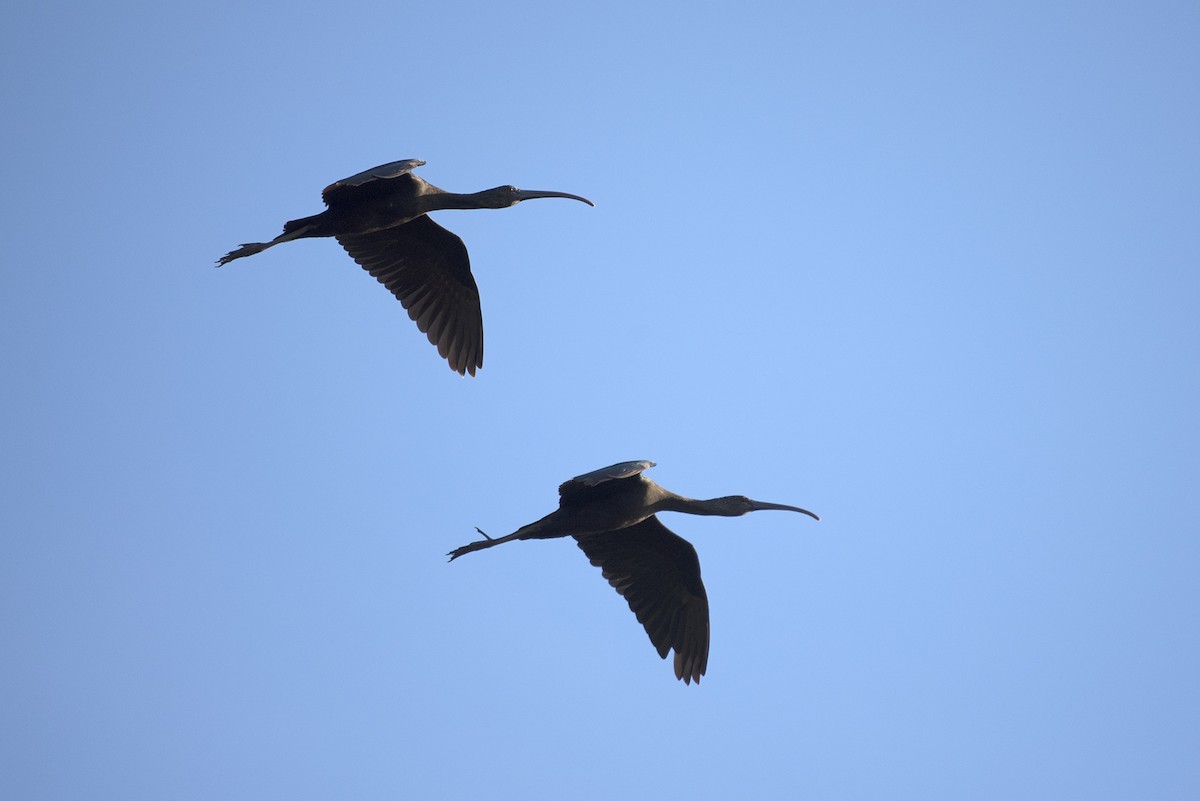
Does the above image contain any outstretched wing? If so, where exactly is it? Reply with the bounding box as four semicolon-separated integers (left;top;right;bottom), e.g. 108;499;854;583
337;215;483;376
558;460;656;502
575;516;710;684
322;159;426;206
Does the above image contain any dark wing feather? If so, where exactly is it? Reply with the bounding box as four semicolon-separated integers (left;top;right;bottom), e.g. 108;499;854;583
337;215;483;376
575;517;710;684
559;460;656;502
322;159;424;206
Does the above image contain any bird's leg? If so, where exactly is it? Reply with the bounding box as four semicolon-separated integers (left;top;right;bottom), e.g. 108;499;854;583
447;512;561;562
216;241;271;265
216;220;320;266
446;528;517;561
447;535;495;561
446;524;543;561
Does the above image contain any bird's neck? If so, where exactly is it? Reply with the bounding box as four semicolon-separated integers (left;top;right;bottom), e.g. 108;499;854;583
421;190;503;212
655;494;736;517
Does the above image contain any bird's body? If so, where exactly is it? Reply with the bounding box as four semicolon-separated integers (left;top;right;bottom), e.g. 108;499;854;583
217;159;592;376
448;460;819;684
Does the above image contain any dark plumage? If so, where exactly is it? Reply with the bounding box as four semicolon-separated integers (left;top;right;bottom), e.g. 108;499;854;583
448;460;819;684
217;159;592;375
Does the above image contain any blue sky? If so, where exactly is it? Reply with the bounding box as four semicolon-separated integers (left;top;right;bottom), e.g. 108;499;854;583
3;1;1198;799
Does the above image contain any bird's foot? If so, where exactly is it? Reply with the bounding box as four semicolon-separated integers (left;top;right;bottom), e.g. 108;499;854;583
447;529;496;562
216;242;267;266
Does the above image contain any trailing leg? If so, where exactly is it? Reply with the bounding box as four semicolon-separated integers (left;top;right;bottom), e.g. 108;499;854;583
446;512;564;561
216;214;325;266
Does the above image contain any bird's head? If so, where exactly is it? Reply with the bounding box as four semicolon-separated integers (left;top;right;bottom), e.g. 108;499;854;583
710;495;821;520
477;185;595;208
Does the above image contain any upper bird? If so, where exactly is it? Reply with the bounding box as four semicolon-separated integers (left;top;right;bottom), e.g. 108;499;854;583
217;159;593;376
448;460;819;684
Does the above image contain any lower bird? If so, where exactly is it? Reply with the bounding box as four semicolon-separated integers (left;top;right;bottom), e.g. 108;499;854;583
448;460;819;684
217;158;593;376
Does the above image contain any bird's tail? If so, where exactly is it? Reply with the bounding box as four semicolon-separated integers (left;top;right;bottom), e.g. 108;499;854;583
282;214;323;236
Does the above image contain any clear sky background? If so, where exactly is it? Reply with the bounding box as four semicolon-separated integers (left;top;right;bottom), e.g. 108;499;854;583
3;2;1198;799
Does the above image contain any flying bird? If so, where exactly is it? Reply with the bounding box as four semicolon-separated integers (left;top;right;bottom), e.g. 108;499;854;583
448;460;819;684
217;159;593;375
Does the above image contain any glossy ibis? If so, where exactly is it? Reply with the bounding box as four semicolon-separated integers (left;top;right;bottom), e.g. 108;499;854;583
448;460;819;684
217;159;593;375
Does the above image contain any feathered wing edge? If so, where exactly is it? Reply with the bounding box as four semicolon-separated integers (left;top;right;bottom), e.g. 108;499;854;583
337;215;483;376
575;517;710;684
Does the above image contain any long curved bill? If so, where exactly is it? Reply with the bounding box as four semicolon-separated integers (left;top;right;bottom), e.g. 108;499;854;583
514;189;595;206
748;500;821;521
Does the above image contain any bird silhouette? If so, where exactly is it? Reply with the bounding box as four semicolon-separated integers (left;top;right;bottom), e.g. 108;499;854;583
217;159;592;375
448;460;819;684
